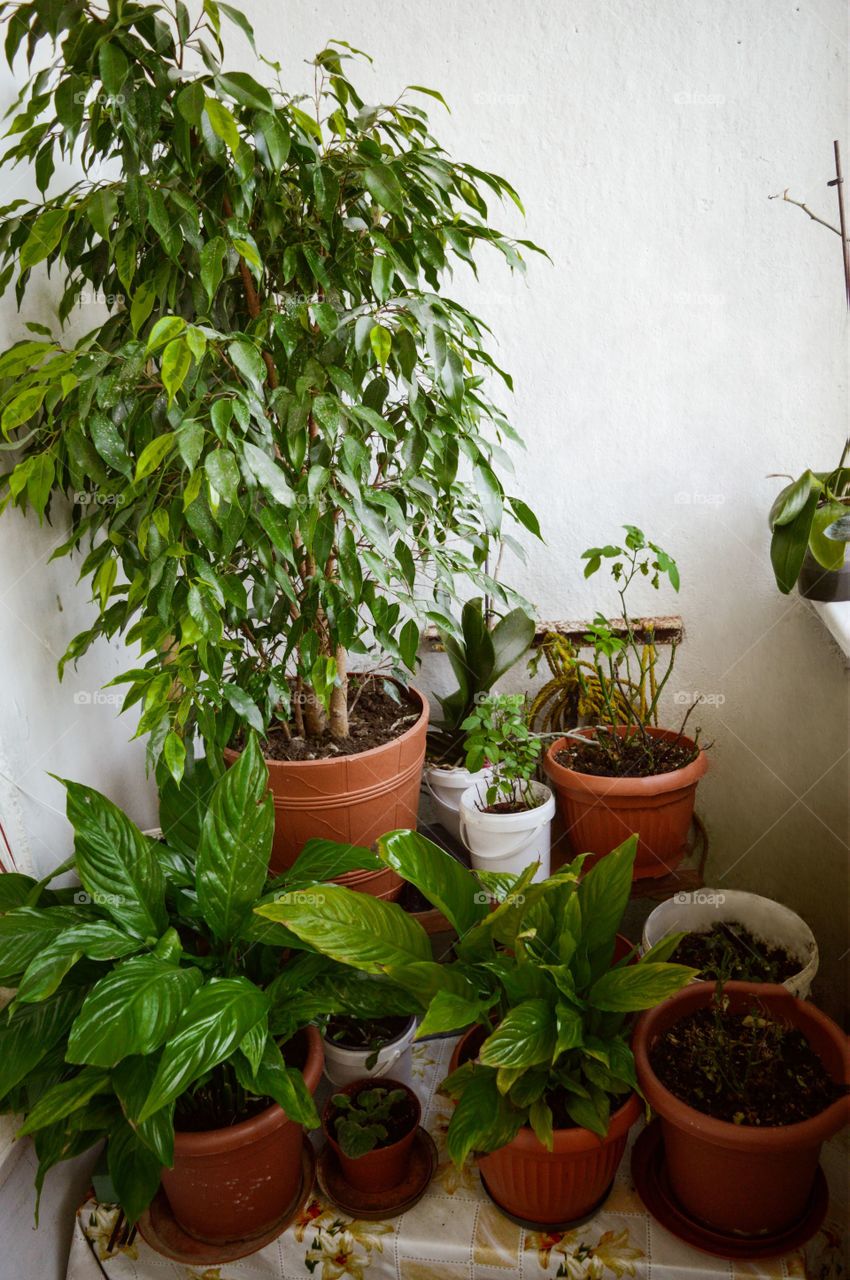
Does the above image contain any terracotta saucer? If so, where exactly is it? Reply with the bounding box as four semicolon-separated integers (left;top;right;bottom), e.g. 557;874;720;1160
317;1126;437;1219
478;1169;615;1231
138;1138;316;1264
632;1120;829;1261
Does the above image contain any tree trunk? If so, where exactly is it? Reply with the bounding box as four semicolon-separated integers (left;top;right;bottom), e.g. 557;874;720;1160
329;645;349;739
302;687;327;737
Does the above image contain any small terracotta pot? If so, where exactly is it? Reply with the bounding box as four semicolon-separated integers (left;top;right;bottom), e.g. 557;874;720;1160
323;1078;421;1193
633;981;850;1236
544;727;708;879
160;1027;324;1245
225;685;428;881
448;1027;640;1224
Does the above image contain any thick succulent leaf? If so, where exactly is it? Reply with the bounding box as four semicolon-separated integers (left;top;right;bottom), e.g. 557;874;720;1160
376;829;487;938
139;978;269;1121
61;780;167;939
255;884;431;973
770;490;819;593
66;956;203;1067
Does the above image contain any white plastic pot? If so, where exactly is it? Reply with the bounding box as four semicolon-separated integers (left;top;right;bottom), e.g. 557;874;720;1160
458;779;555;881
322;1017;418;1087
422;764;491;840
642;889;819;998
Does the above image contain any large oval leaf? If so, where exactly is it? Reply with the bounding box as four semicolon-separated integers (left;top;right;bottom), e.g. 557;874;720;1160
479;999;555;1068
61;780;167;940
195;735;273;942
0;985;85;1102
255;884;431;973
0;906;85;984
588;961;697;1012
377;829;487;938
66;956;203;1067
15;920;142;1003
139;978;269;1121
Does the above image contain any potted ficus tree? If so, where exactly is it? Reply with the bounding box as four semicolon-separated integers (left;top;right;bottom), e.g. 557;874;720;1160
543;526;708;878
423;597;535;839
456;692;555;879
0;1;543;876
768;439;850;601
257;830;698;1227
0;739;397;1247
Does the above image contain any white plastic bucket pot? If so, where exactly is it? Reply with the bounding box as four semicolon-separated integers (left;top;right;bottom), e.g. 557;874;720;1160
322;1017;418;1087
422;764;491;840
642;889;819;998
458;779;555;881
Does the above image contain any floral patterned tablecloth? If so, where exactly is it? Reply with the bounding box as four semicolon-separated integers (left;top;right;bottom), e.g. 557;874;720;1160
67;1035;849;1280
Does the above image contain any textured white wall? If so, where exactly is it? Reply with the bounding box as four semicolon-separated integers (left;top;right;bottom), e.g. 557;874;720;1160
0;1;847;1016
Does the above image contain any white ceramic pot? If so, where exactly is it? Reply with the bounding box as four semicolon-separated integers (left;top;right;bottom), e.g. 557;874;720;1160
322;1017;418;1087
642;889;819;998
458;779;555;881
422;764;492;840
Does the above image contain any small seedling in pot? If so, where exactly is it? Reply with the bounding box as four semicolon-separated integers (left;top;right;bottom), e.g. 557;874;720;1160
331;1087;410;1157
462;693;542;811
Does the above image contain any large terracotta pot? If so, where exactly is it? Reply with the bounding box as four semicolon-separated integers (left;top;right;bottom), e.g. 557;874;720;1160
449;1027;640;1224
544;727;708;879
633;982;850;1236
322;1077;421;1193
160;1026;324;1244
225;686;428;883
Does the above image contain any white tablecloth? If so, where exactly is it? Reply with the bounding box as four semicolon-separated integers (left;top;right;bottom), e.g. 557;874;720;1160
67;1034;849;1280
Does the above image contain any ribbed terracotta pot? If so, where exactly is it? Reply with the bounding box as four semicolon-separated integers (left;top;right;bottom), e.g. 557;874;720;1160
633;982;850;1236
160;1027;324;1244
225;686;428;882
323;1078;421;1193
449;1027;640;1224
544;728;708;879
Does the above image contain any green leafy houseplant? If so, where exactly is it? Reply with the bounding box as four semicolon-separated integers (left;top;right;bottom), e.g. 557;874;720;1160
564;526;699;777
0;0;544;778
768;440;850;594
0;738;394;1225
428;597;536;765
461;692;542;810
256;830;697;1164
329;1084;409;1158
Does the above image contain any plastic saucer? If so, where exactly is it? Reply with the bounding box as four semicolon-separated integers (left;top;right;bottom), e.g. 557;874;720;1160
138;1137;316;1264
632;1120;828;1260
317;1126;437;1219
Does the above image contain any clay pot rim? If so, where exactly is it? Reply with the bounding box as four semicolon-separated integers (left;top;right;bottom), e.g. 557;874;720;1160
173;1026;324;1156
321;1075;422;1158
224;684;428;772
448;1025;641;1152
544;727;708;796
633;981;850;1150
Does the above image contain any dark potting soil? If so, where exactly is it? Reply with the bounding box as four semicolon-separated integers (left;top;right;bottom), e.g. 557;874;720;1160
243;679;420;762
326;1014;412;1052
672;923;800;984
649;1002;846;1126
174;1032;307;1131
481;799;537;815
331;1085;418;1149
555;731;698;778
